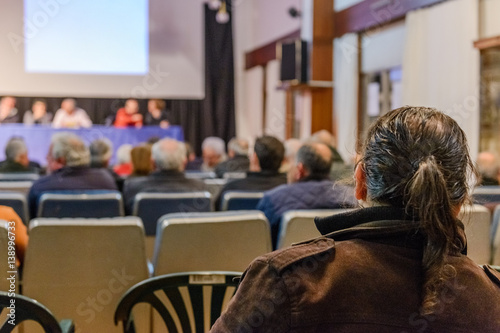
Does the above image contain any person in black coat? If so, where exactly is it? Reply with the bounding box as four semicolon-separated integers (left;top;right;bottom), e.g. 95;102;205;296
123;138;206;214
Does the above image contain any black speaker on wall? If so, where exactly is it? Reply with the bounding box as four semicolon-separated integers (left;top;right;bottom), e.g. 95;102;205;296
278;40;308;84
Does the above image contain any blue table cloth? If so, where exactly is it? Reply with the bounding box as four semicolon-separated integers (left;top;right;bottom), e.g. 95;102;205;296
0;124;184;165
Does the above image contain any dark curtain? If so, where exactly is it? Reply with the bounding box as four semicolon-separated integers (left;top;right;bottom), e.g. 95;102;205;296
11;2;236;157
203;1;236;142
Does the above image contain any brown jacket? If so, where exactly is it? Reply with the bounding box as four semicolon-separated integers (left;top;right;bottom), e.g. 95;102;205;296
211;207;500;333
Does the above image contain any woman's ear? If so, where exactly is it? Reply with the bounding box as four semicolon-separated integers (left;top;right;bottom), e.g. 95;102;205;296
354;163;367;201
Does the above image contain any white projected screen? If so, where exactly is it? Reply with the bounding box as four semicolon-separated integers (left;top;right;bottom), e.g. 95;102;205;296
0;0;204;98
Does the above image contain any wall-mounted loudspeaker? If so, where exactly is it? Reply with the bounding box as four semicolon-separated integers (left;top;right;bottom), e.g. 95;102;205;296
278;40;308;84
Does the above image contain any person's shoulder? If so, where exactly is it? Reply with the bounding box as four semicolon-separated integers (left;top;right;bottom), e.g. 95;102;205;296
0;205;21;221
264;183;290;196
252;237;336;274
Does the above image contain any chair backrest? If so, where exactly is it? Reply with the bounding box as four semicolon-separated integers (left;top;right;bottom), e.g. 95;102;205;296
472;186;500;205
0;292;73;333
37;191;124;218
223;172;246;179
489;205;500;265
277;209;355;249
114;271;240;333
220;191;264;211
0;220;12;292
22;217;149;333
0;192;29;223
132;192;212;236
153;211;272;275
459;204;492;264
0;181;33;196
185;171;216;179
0;173;39;181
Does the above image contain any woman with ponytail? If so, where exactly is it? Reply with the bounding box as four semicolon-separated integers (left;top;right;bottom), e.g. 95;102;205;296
211;107;500;332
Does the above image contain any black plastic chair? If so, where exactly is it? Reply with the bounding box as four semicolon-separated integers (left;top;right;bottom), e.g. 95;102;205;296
114;271;240;333
132;192;212;236
37;190;125;218
0;192;29;223
220;191;264;211
472;186;500;205
0;292;74;333
0;173;39;182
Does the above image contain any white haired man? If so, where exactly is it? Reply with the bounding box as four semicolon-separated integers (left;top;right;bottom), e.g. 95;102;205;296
28;132;117;217
123;138;206;213
214;137;250;178
0;137;39;173
201;136;226;172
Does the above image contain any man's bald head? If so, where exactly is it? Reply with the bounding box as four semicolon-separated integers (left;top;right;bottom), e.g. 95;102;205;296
296;143;332;178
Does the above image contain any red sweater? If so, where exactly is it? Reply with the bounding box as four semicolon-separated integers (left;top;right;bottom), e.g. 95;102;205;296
114;108;143;128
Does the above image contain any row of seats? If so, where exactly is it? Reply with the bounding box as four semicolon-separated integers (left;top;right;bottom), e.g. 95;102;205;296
0;190;264;224
0;271;240;333
0;205;495;332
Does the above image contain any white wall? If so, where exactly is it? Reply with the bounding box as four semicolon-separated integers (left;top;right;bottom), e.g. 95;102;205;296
233;0;302;141
250;0;302;50
362;22;406;73
480;0;500;38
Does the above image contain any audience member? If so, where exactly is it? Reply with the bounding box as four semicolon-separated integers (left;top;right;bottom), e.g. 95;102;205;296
113;144;133;177
144;99;170;128
0;96;19;123
280;138;302;183
212;106;500;332
123;138;206;213
201;137;226;172
476;151;500;185
23;99;53;125
215;136;286;209
130;144;153;177
185;142;203;171
89;138;123;190
114;99;143;128
89;138;113;169
28;132;117;217
52;98;92;128
0;206;28;266
257;142;356;248
310;129;352;181
0;137;39;173
214;137;250;178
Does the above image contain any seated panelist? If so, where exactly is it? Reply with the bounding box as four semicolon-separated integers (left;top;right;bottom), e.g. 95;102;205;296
52;98;92;129
114;99;143;128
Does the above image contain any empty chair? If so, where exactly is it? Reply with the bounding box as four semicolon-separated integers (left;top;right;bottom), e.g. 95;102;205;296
37;191;124;218
0;192;29;223
0;181;33;196
114;271;240;333
22;217;149;333
459;204;491;264
153;211;272;275
472;186;500;205
0;292;74;333
220;191;264;211
277;209;354;249
132;192;212;236
0;173;39;181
